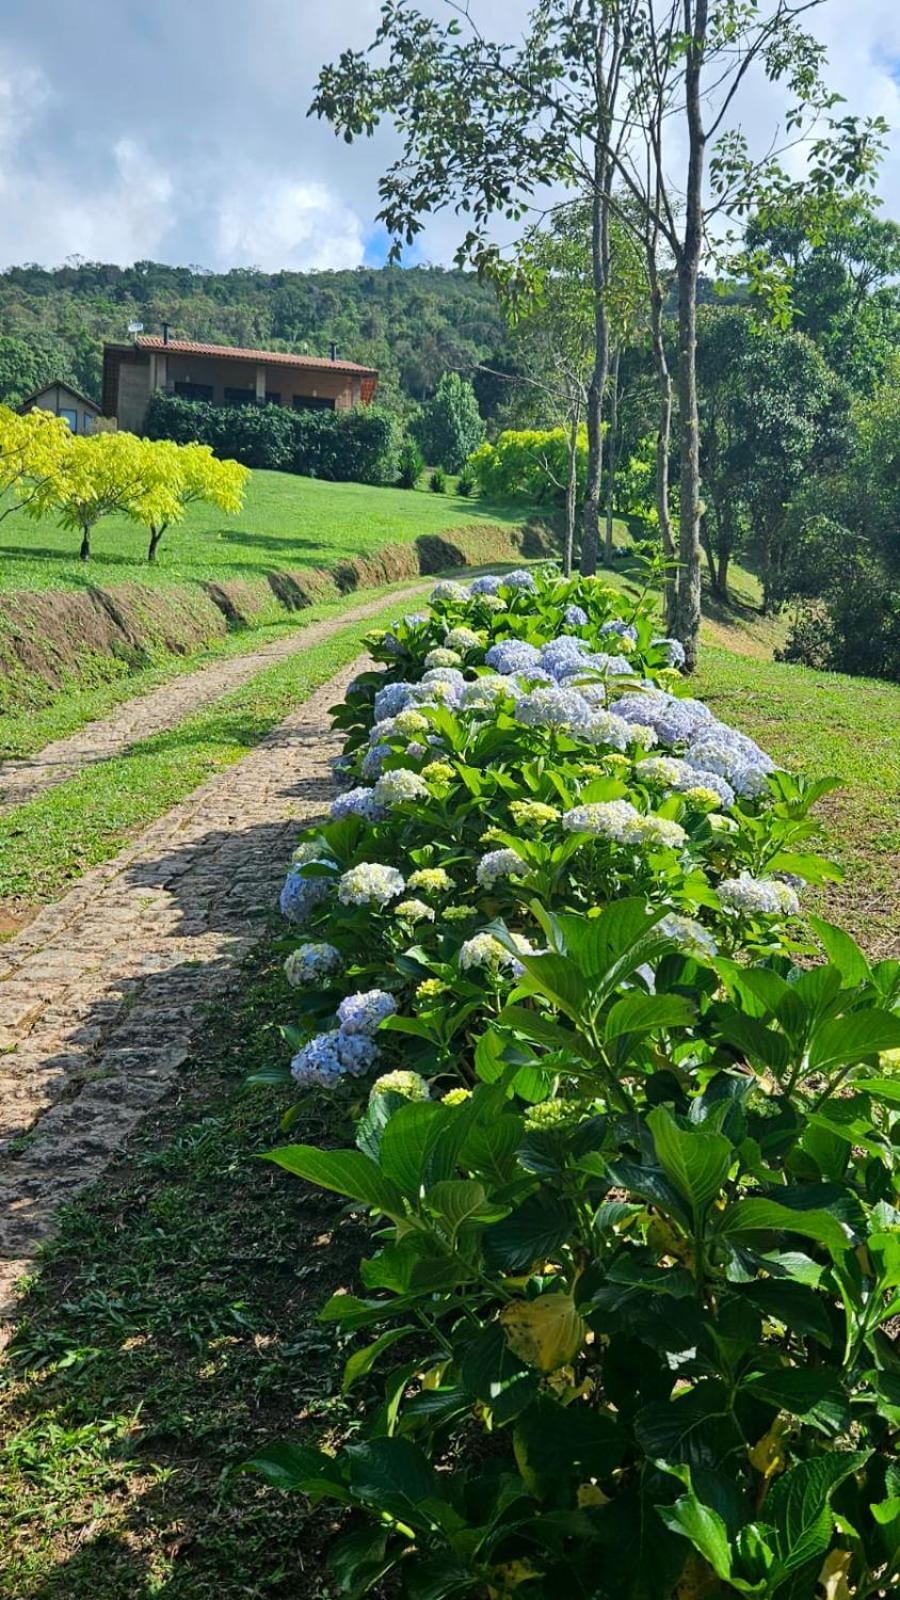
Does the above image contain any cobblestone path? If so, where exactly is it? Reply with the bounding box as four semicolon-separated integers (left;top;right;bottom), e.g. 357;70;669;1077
0;653;367;1332
0;584;428;812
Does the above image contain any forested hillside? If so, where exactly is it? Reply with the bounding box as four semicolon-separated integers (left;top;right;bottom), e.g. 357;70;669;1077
0;261;512;416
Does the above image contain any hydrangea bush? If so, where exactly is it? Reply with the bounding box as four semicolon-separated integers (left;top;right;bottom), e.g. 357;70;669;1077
250;564;900;1600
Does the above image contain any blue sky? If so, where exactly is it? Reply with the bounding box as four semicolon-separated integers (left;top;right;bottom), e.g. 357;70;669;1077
1;0;898;273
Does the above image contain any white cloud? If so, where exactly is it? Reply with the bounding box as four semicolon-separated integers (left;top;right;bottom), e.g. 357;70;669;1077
214;175;366;270
0;2;897;271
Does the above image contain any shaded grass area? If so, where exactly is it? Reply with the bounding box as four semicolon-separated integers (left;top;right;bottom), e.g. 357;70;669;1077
696;647;900;957
0;945;363;1600
0;471;536;593
0;594;419;917
0;580;420;761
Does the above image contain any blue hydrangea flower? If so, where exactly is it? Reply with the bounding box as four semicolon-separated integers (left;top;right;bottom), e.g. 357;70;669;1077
564;604;588;627
284;942;343;987
279;870;331;926
361;743;392;781
600;619;638;643
485;639;541;675
330;786;386;822
337;988;398;1035
374;681;414;722
290;1029;380;1087
501;569;538;592
514;685;593;735
653;636;687;669
470;574;504;595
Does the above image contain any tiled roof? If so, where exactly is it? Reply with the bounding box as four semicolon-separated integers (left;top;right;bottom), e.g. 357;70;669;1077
135;337;377;376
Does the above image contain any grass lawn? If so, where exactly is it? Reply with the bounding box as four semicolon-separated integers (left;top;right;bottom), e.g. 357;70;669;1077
0;943;363;1600
696;648;900;958
0;471;539;593
0;593;425;921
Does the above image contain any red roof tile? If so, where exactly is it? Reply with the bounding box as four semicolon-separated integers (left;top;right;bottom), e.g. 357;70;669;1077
135;337;377;376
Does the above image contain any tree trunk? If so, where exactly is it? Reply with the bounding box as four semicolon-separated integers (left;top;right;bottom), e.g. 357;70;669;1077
79;525;91;562
564;411;579;577
647;230;675;627
671;0;707;672
147;524;165;563
700;512;717;591
716;547;730;600
604;344;621;565
581;135;612;576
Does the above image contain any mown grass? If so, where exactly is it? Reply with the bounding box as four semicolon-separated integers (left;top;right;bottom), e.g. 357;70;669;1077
0;944;363;1600
0;470;537;593
0;593;423;917
696;647;900;958
0;579;423;762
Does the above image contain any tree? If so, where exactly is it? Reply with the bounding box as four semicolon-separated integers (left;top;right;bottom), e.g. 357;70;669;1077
131;441;250;563
0;335;80;408
696;308;844;604
22;431;157;561
413;372;485;472
0;404;74;522
311;0;642;581
617;0;886;666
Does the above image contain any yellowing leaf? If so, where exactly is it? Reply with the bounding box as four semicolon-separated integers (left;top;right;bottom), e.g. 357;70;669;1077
675;1553;721;1599
818;1548;852;1600
748;1412;792;1480
487;1560;539;1597
500;1293;585;1373
577;1482;611;1508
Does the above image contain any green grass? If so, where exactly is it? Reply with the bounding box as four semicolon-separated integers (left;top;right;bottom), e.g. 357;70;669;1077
0;471;537;593
0;594;422;916
0;579;422;761
696;648;900;958
0;944;363;1600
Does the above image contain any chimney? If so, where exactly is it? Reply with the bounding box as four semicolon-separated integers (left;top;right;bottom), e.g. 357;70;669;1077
162;321;171;346
329;341;338;362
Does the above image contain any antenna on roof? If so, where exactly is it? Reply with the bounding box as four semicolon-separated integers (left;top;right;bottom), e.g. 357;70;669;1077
127;320;144;336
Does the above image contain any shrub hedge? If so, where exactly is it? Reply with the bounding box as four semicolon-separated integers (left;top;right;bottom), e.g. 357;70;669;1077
251;566;900;1600
144;392;401;485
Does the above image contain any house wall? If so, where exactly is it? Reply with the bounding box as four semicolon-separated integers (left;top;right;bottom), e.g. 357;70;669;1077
158;354;356;411
24;385;100;435
114;357;153;433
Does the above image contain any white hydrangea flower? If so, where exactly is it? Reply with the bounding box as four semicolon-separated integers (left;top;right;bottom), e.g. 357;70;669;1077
373;768;430;806
393;708;430;737
459;930;534;974
371;1070;431;1101
431;580;471;602
629;814;688;850
583;710;632;752
476;848;529;889
719;873;800;917
338;862;406;907
562;800;641;842
659;914;718;958
283;942;343;987
408;867;454;895
424;647;463;670
293;837;332;866
445;626;483;652
462;675;520;708
395;898;436;923
635;756;692;788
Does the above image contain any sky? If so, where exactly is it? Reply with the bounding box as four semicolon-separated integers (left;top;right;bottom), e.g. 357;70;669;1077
0;0;899;274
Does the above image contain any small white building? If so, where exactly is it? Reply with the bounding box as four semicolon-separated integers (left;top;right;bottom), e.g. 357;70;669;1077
19;380;102;435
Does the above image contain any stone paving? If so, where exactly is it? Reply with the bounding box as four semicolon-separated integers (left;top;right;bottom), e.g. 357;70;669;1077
0;583;429;812
0;650;375;1335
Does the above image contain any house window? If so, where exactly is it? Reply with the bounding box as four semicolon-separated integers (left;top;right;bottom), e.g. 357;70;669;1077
292;394;335;412
81;413;94;434
174;381;213;402
265;392;281;406
58;408;77;431
224;386;257;407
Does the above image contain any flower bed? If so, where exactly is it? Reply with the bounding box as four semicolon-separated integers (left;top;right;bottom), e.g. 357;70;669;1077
251;564;900;1600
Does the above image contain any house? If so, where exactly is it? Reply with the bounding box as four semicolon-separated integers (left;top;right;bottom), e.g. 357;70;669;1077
19;380;102;435
102;335;379;433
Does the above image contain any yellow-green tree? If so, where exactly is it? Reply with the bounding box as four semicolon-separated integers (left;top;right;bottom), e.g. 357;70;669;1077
130;440;249;563
23;431;158;561
0;404;74;523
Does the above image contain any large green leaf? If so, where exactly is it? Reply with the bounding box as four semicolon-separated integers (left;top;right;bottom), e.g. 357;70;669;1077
742;1368;849;1433
378;1101;451;1198
513;1394;624;1496
604;993;695;1042
634;1380;740;1467
266;1145;405;1217
329;1527;400;1600
244;1442;350;1502
345;1436;451;1530
767;1451;870;1577
715;1197;849;1257
808;1010;900;1074
483;1191;573;1273
647;1105;732;1214
808;917;871;987
460;1322;539;1424
426;1178;507;1235
342;1325;417;1394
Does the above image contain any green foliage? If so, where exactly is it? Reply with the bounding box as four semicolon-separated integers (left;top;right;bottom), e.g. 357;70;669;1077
470;425;588;503
254;568;900;1598
396;438;424;489
413;373;485;473
0;263;512;417
145;392;401;487
428;466;447;495
455;465;475;498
